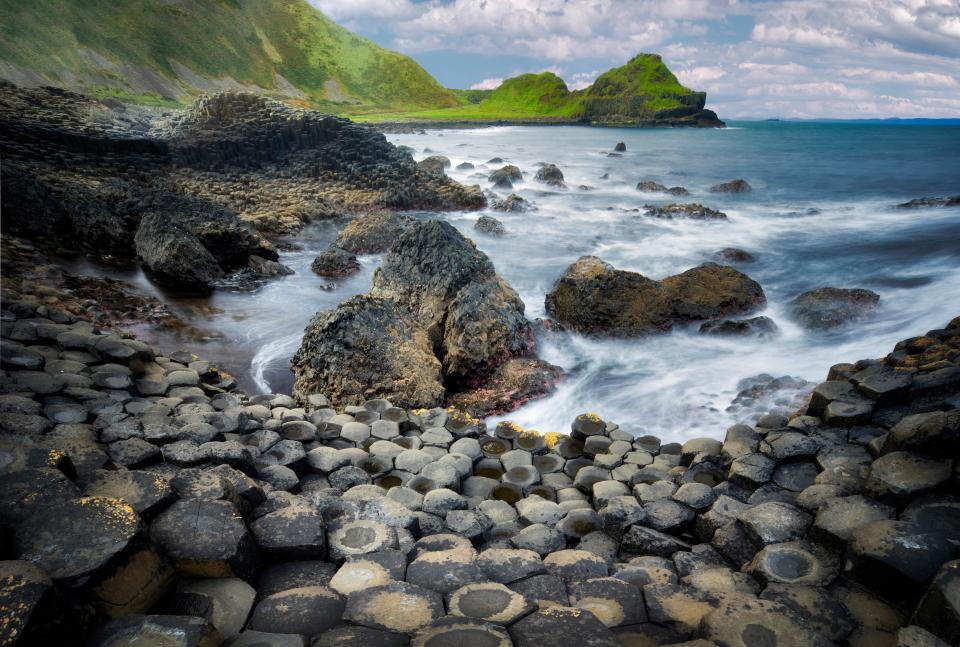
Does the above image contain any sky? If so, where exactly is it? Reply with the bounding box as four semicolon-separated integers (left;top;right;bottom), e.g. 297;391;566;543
309;0;960;119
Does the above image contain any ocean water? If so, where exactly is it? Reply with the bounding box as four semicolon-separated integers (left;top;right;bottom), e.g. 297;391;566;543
79;121;960;441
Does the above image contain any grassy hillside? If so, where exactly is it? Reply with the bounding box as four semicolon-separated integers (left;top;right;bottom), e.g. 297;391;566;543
0;0;460;111
355;55;710;124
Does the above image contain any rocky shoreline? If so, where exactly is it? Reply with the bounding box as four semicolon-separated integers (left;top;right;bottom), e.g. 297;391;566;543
1;242;959;645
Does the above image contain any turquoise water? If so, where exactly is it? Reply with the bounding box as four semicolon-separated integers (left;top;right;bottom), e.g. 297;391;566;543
95;122;960;440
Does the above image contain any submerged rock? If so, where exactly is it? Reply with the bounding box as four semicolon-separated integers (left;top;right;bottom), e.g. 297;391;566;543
474;215;506;236
715;247;756;263
643;203;727;220
545;256;766;336
489;165;522;189
614;142;626;152
534;164;565;188
896;196;960;209
788;287;880;330
311;246;361;279
710;179;752;193
699;316;778;337
637;180;667;192
492;194;531;213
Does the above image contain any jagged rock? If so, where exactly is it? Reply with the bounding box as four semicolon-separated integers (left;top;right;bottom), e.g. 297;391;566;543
912;560;960;644
489;166;522;189
492;194;531;212
545;257;765;336
370;220;533;383
292;295;444;409
312;246;361;278
788;287;880;330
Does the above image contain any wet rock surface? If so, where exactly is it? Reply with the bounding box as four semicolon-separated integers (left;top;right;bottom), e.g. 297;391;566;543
1;223;959;646
545;256;766;336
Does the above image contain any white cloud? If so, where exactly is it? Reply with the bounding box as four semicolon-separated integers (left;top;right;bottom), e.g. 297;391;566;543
307;0;960;118
470;77;504;90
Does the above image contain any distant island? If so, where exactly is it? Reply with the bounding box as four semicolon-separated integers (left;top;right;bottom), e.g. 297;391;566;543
0;0;723;127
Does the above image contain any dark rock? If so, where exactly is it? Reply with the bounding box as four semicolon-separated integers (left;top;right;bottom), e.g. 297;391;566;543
912;560;960;644
312;246;361;278
614;142;626;152
474;215;506;236
896;196;960;209
788;288;880;330
709;179;752;193
715;247;756;263
545;256;765;336
699;316;778;337
492;194;531;213
86;615;220;647
419;156;451;175
701;597;832;647
489;166;522;189
248;585;345;637
0;561;74;645
508;606;620;647
636;180;667;192
534;164;565;187
314;625;410;647
343;581;445;634
335;213;410;254
643;203;727;220
866;451;952;503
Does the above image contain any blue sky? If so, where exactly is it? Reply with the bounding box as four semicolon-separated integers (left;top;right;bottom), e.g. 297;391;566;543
309;0;960;118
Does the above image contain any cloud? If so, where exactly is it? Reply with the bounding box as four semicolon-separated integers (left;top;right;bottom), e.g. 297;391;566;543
470;77;504;90
308;0;960;118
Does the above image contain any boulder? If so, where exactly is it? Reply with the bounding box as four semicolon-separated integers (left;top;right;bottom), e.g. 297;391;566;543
636;180;667;192
788;287;880;330
710;179;752;193
614;142;626;152
335;213;410;254
492;194;531;212
418;156;451;175
312;246;361;278
291;295;444;409
545;256;765;336
370;220;533;384
534;164;565;187
715;247;756;263
489;166;522;189
475;215;506;236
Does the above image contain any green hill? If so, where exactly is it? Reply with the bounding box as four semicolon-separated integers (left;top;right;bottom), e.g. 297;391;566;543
355;55;719;126
0;0;460;111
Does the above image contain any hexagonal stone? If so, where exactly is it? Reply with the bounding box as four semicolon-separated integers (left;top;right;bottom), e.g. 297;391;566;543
150;499;257;578
643;499;695;534
251;502;326;560
848;520;956;603
812;495;895;545
543;550;608;581
248;585;344;636
406;544;484;594
412;617;510;647
0;467;80;525
568;577;645;628
86;615;219;647
313;625;409;647
108;438;161;468
619;525;690;559
701;597;832;646
14;497;141;583
447;581;535;625
866;451;952;503
476;548;545;584
329;552;404;597
0;560;72;644
83;470;174;517
912;559;960;644
344;581;444;634
511;523;565;556
170;578;256;639
516;497;564;527
746;541;841;587
509;606;620;647
728;453;775;488
328;520;398;561
772;461;820;492
256;560;335;599
886;411;960;455
760;584;855;642
737;501;812;546
641;583;717;634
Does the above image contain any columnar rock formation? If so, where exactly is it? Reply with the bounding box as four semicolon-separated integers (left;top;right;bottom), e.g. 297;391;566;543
1;265;958;644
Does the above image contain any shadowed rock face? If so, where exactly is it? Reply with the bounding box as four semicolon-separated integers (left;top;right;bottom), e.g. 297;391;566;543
788;287;880;330
545;256;766;336
294;221;557;411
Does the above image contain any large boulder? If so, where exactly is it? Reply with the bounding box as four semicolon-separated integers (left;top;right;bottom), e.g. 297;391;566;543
292;295;444;409
545;257;766;336
788;287;880;330
534;164;565;188
311;246;360;278
370;220;533;384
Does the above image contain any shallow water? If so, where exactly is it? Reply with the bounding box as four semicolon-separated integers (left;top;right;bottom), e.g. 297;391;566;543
73;122;960;441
